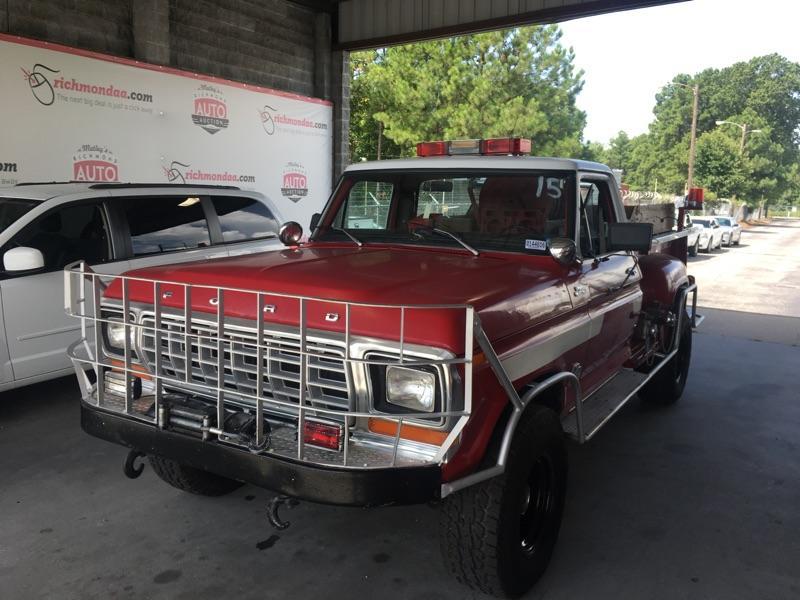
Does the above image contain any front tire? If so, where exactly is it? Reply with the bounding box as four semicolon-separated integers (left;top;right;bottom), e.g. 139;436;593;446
689;238;699;257
148;455;244;496
440;405;567;598
639;308;692;405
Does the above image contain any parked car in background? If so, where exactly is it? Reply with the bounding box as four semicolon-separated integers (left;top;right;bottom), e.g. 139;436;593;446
715;216;741;245
680;213;708;257
692;217;724;252
0;182;283;392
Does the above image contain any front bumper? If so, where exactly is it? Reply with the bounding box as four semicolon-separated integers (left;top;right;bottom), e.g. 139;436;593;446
81;402;441;507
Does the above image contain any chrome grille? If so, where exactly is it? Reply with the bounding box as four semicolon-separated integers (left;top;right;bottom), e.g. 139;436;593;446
139;313;353;418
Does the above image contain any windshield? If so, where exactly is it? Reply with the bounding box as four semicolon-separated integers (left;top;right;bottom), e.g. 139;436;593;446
0;198;38;236
318;171;576;254
694;219;711;228
716;218;731;226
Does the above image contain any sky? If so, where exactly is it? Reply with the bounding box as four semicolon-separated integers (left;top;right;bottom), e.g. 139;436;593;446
559;0;800;145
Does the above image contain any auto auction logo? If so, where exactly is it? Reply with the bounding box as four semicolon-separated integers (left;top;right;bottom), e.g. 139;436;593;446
21;63;59;106
72;145;119;182
281;163;308;203
191;85;229;134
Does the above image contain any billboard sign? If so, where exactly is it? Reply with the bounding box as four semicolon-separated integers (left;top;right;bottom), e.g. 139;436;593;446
0;34;333;227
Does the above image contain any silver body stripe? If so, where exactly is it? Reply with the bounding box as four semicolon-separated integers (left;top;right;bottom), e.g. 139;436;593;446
499;287;642;382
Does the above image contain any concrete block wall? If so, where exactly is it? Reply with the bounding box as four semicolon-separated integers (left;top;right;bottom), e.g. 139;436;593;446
169;0;316;97
5;0;133;56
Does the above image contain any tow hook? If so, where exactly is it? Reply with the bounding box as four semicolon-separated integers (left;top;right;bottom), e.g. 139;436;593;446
123;450;146;479
267;495;300;530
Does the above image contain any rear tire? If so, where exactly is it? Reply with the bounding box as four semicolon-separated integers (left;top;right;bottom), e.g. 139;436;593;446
639;308;692;405
689;239;699;257
439;405;567;598
705;238;713;253
148;455;244;496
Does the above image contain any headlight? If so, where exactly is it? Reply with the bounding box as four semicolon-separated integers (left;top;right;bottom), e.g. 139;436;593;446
385;366;435;412
105;321;134;352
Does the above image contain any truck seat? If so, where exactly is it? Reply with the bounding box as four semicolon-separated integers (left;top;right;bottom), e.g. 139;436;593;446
478;178;547;234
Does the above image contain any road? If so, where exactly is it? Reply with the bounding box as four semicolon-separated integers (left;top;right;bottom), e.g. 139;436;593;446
1;220;799;600
688;218;800;318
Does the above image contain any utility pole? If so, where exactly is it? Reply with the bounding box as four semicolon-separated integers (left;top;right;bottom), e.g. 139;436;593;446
670;81;700;191
376;120;383;160
739;124;748;154
687;84;699;190
716;120;763;155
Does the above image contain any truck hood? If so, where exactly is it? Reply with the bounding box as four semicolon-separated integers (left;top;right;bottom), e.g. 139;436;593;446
110;244;572;351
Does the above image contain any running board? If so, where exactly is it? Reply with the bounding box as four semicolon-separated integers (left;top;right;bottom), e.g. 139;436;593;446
562;369;649;442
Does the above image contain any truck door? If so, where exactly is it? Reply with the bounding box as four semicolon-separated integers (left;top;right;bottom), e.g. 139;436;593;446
572;175;642;393
0;199;126;381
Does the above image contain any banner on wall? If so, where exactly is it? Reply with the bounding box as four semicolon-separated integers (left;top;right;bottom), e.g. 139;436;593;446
0;34;333;228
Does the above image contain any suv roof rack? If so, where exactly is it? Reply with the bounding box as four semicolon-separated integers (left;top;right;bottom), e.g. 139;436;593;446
88;183;241;190
14;182;241;191
15;181;81;186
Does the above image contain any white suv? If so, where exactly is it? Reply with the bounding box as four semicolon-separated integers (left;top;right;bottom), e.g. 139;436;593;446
0;182;284;392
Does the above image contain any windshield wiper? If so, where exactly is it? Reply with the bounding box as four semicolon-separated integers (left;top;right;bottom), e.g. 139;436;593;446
413;227;479;256
332;226;363;247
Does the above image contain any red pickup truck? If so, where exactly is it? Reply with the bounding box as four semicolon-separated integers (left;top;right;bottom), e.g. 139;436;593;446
67;138;701;598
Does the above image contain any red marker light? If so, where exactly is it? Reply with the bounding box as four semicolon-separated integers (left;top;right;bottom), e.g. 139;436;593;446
416;141;449;157
303;420;343;451
481;137;532;155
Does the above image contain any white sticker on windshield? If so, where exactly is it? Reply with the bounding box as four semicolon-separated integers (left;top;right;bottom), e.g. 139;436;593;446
525;239;547;251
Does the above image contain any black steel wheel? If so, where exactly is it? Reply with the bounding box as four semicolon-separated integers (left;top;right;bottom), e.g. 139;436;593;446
439;405;567;598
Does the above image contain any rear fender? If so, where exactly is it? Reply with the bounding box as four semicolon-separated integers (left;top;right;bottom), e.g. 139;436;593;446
637;253;689;309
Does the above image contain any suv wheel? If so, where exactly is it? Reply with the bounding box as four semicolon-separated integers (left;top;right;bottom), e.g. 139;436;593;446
439;405;567;598
148;456;244;496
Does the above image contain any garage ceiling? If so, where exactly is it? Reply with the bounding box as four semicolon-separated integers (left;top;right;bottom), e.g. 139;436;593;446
330;0;690;49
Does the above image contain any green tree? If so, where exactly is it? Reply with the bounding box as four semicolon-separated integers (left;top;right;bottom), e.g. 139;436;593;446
604;131;632;174
625;54;800;204
349;25;586;161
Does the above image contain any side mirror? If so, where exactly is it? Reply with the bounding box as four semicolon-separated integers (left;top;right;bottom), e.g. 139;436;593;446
309;212;321;231
278;221;304;246
608;222;653;253
549;238;577;266
3;247;45;272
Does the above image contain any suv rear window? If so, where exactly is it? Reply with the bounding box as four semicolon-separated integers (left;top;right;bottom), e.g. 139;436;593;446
211;196;279;242
121;196;211;256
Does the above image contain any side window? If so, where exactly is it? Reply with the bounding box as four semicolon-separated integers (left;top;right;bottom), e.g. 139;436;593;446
579;179;615;257
341;181;393;229
6;203;109;270
211;196;279;242
120;196;210;256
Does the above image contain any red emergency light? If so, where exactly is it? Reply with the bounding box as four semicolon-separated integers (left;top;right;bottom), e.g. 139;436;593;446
303;420;343;451
686;187;704;210
416;137;532;157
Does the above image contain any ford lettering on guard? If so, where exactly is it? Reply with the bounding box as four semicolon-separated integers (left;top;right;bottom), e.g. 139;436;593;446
66;138;702;598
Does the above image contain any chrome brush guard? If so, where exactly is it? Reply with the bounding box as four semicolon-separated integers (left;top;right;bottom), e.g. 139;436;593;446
64;262;475;471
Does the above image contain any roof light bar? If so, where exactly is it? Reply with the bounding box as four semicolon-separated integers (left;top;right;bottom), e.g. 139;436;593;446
416;137;531;157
